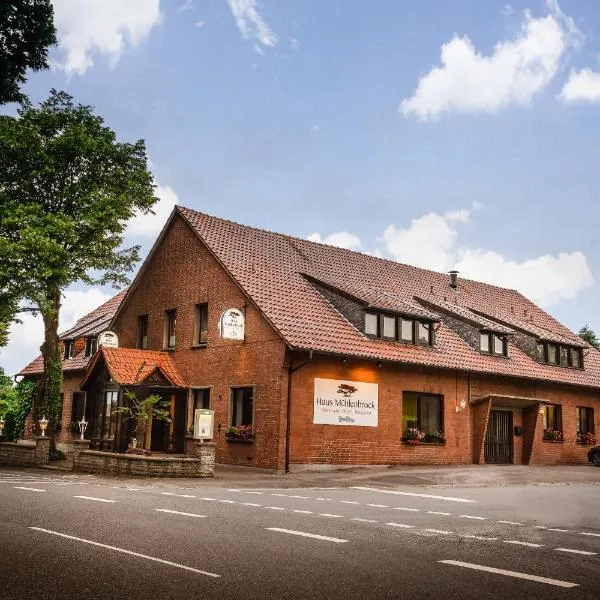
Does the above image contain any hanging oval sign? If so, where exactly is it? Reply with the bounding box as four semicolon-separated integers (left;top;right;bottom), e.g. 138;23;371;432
220;308;245;341
98;330;119;349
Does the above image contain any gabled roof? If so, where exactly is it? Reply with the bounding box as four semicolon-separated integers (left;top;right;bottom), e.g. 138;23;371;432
17;290;127;377
176;206;600;389
81;347;184;388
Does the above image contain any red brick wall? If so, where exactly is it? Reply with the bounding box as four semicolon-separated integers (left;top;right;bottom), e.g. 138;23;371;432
112;214;288;470
288;355;473;466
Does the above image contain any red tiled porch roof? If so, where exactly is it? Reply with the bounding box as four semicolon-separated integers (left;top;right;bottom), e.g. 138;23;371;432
82;347;185;388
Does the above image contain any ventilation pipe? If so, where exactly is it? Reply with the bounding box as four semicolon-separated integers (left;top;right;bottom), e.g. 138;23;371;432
449;270;459;289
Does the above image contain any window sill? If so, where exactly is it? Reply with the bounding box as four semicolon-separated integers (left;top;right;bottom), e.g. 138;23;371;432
542;439;564;443
191;343;208;349
162;347;176;352
402;441;446;447
576;441;597;446
225;436;255;444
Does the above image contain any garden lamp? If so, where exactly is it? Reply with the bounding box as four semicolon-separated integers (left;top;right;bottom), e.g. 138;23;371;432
0;417;4;436
78;417;88;440
39;415;48;437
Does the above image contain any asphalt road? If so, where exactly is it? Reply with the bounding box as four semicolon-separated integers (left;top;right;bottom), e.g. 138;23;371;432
0;469;599;599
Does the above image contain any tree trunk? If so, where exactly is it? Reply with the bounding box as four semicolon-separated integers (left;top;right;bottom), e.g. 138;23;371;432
36;287;62;452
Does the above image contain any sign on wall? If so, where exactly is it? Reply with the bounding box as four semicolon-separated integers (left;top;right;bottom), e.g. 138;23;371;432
98;330;119;349
313;378;378;427
194;409;214;439
219;308;245;340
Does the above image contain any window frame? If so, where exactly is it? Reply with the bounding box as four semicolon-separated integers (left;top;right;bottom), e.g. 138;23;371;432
137;314;148;350
164;309;177;349
364;312;434;347
543;403;562;432
402;391;444;436
576;406;594;437
84;336;98;358
193;303;209;346
537;342;584;369
229;385;255;430
186;387;211;435
63;339;75;360
480;332;508;357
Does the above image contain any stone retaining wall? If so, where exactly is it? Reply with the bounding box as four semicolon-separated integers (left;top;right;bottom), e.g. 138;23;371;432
72;441;215;477
0;437;50;467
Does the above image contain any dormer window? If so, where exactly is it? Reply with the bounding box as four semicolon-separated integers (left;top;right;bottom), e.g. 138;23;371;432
480;332;508;357
364;312;434;347
537;342;583;369
84;336;98;357
63;340;75;360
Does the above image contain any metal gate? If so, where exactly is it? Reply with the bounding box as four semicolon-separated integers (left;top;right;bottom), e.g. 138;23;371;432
484;410;513;464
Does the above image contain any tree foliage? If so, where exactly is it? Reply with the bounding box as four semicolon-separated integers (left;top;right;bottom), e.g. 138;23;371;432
0;90;158;442
0;0;57;104
0;368;35;441
579;325;600;350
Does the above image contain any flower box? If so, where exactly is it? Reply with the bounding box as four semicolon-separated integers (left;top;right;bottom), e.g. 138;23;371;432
225;425;254;442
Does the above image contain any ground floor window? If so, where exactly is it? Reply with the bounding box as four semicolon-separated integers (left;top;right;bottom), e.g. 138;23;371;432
70;392;86;424
186;388;210;434
576;407;595;443
231;387;253;427
542;404;562;441
402;392;444;443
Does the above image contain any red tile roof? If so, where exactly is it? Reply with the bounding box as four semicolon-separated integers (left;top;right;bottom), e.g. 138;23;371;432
17;290;127;377
178;206;600;389
83;347;184;388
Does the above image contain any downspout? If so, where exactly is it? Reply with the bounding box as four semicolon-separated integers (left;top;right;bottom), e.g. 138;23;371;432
285;349;313;473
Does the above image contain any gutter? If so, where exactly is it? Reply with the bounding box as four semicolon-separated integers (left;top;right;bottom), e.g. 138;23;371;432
284;349;313;473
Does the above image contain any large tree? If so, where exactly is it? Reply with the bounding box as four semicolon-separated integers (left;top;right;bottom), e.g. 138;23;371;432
0;90;157;440
0;0;57;104
579;325;600;351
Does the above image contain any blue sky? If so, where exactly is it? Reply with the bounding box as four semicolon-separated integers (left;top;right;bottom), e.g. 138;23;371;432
2;0;600;375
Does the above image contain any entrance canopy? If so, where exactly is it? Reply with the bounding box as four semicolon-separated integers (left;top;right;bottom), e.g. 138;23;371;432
81;347;185;389
470;393;550;409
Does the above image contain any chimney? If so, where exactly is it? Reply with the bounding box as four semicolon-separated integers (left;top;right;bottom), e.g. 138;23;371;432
448;270;459;289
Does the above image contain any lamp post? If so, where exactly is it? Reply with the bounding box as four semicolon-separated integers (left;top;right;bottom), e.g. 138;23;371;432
78;417;88;440
39;415;48;437
0;417;4;437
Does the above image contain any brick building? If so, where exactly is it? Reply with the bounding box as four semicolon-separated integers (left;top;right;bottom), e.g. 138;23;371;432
18;206;600;471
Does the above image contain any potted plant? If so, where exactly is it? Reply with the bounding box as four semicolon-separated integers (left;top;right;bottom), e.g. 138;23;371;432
401;428;424;445
578;431;597;445
422;431;446;445
114;390;172;454
225;424;254;441
543;429;563;442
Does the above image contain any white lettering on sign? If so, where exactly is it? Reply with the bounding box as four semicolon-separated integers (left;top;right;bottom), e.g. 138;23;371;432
98;331;119;349
220;309;245;340
313;378;378;427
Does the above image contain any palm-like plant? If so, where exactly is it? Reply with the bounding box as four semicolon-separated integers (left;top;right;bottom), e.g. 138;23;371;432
114;390;171;449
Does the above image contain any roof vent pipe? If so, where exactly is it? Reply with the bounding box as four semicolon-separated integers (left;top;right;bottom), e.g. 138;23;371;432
449;270;459;289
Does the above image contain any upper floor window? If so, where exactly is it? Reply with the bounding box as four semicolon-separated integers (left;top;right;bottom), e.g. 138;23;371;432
537;342;583;369
364;312;434;347
164;309;176;349
63;340;75;360
194;303;208;346
137;314;148;349
84;336;98;357
480;333;508;357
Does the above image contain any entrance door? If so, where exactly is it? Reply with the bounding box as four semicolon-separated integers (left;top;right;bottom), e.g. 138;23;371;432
484;410;513;464
150;393;186;454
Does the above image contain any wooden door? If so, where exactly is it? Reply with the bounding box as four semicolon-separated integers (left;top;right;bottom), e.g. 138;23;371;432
484;410;513;464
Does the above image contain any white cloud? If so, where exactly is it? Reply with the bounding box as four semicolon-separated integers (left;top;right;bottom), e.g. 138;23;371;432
307;231;362;251
559;68;600;102
0;289;113;378
400;1;579;120
52;0;161;75
309;206;593;307
227;0;277;50
125;184;178;239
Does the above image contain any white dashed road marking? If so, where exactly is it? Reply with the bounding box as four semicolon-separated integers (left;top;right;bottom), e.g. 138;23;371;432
154;509;207;518
459;515;487;521
581;532;600;538
548;528;570;533
29;527;219;577
242;502;262;507
497;520;523;526
504;540;543;548
73;496;117;503
439;560;578;588
366;504;388;508
319;513;344;518
352;518;378;523
386;522;415;529
427;511;451;516
161;492;196;498
555;548;597;556
293;510;313;514
353;486;476;503
266;528;348;543
14;486;46;492
461;535;498;541
340;500;359;505
265;506;285;511
424;529;453;535
394;507;420;512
